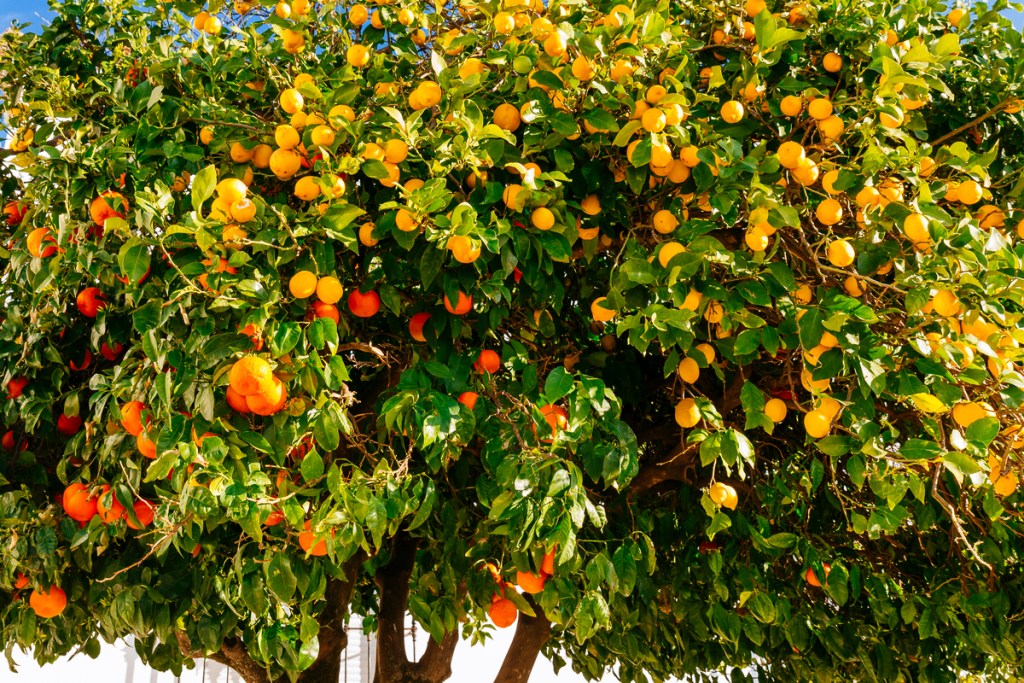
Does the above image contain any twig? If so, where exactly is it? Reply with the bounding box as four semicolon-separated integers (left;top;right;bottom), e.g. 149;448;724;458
818;264;907;295
930;465;992;571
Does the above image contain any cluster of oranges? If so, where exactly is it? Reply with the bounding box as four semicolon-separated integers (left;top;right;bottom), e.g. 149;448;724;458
487;547;557;628
227;356;288;416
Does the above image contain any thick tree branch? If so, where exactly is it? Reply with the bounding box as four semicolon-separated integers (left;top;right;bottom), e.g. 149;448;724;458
930;98;1012;148
299;551;368;683
493;597;552;683
375;533;417;682
627;442;700;499
175;630;270;683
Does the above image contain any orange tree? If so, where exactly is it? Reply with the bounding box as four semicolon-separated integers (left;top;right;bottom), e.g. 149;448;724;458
1;0;1024;681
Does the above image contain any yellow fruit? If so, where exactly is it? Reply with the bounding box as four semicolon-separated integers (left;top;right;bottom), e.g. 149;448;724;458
745;226;769;252
764;398;788;423
543;32;567;58
653;209;678;234
777;141;806;170
199;126;215;145
948;8;966;26
580;194;601;216
275;124;301;150
804;410;832;438
815;198;843;226
269;149;302;180
230;142;254;163
591;297;616;322
395;208;418;232
844;276;864;297
216;178;248;205
531;207;555;230
931;289;961;317
994;472;1018;497
680;289;702;311
721;100;744;124
280;88;304;114
708;482;738;510
294;176;321;201
821;170;841;195
384;139;409;164
826;239;855;267
289;271;318;298
744;0;766;16
347;44;371;68
903;213;931;248
818;115;844;141
459;58;486;79
359;222;379;247
494;11;515;34
677;357;700;383
956;180;983;205
448;235;482;264
397;8;415;25
808;98;833;120
704;301;724;324
794;284;813;304
880;108;904;128
780;95;803;117
822;52;842;73
572;56;595;80
494;103;522;132
658;242;686;267
674;398;701;428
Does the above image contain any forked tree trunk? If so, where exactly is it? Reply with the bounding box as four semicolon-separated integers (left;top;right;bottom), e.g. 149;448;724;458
493;598;552;683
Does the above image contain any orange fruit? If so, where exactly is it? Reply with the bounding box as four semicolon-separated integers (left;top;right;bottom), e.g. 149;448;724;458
120;401;147;436
228;356;274;397
29;586;67;619
348;290;381;318
316;276;344;305
312;301;340;324
27;227;57;258
89;191;128;226
289;270;318;299
708;482;738;510
777;141;806;169
97;485;125;524
780;95;803;117
805;563;831;587
444;291;473;315
826;240;855;267
458;391;478;409
126;500;155;530
299;520;329;556
246;376;287;416
409;312;431;342
77;287;105;318
475;349;501;374
815;198;843;226
720;100;744;123
62;483;98;522
822;52;842;72
591;297;615;322
137;430;158;459
516;571;546;594
764;398;788;422
804;410;831;438
489;596;517;628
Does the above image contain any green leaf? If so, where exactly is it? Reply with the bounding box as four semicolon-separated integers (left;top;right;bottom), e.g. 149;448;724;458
191;164;217;213
266;554;296;602
362;159;390;179
118;239;151;285
301;450;325;483
314;409;341;452
544;366;573;403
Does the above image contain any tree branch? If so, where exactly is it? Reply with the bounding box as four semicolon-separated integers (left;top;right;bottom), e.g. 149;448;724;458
374;534;417;682
300;551;368;683
930;98;1012;148
175;630;270;683
493;596;551;683
627;443;700;499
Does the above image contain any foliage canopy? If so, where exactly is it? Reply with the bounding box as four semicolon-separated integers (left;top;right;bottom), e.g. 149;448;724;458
2;0;1024;682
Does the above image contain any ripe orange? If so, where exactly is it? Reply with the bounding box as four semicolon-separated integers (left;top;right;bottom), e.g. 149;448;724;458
956;180;983;205
137;430;158;459
14;573;29;589
120;401;147;436
720;100;744;123
279;88;304;114
805;563;831;587
458;391;478;409
807;98;833;120
822;52;842;72
541;547;557;575
708;482;738;510
228;357;274;397
489;596;517;628
299;521;329;556
815;198;843;226
97;485;126;524
409;312;431;342
77;287;105;318
347;44;371;68
315;276;344;305
312;301;340;323
7;377;28;399
444;291;473;315
475;349;501;374
90;191;128;226
531;207;556;230
493;103;522;132
826;239;855;267
780;95;803;117
246;376;287;416
63;483;98;522
764;398;788;422
126;500;155;530
591;297;615;322
27;227;57;258
289;270;318;299
348;290;381;318
447;235;481;263
29;586;67;619
777;141;806;170
226;385;251;413
516;570;546;594
804;410;831;438
538;404;568;442
674;398;700;428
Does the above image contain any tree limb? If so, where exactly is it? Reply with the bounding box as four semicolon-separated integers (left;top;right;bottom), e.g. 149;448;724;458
175;630;270;683
627;443;700;499
493;596;552;683
930;98;1012;148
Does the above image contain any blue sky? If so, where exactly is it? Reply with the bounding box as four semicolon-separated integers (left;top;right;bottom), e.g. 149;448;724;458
1;1;1021;28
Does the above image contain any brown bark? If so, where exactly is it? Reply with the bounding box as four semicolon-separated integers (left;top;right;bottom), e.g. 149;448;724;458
374;533;461;683
493;598;552;683
628;442;700;499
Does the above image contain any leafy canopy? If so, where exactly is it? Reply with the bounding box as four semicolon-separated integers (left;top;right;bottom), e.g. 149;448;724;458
1;0;1024;682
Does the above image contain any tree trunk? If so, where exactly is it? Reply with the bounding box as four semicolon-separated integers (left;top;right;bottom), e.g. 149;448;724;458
493;598;552;683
